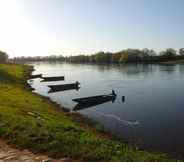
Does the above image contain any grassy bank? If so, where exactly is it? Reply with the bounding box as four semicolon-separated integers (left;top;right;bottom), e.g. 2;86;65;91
0;63;179;162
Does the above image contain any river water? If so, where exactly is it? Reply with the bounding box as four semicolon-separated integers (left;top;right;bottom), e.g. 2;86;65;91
28;62;184;157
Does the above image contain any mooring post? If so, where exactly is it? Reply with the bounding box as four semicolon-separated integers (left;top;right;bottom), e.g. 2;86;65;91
112;90;117;96
122;96;125;102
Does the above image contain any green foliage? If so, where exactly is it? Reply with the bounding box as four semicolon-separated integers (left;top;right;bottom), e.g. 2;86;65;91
94;52;112;63
119;52;128;63
8;47;184;65
112;51;122;63
13;55;65;63
65;48;182;64
179;48;184;56
68;55;90;63
160;48;177;57
0;64;179;162
0;51;8;63
12;48;184;64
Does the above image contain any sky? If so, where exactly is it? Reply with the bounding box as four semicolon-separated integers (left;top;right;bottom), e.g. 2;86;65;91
0;0;184;57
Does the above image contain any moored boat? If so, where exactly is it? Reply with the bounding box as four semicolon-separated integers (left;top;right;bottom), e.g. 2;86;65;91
41;76;65;82
48;81;80;93
73;94;115;103
72;92;117;111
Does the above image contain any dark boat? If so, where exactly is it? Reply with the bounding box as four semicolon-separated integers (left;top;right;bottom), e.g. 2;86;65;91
73;94;116;103
29;74;42;79
48;82;80;93
72;93;117;111
41;76;65;82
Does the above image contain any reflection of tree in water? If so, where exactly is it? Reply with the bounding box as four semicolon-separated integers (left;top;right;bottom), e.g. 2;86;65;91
158;65;177;75
94;63;157;77
117;64;156;77
95;64;114;72
178;64;184;76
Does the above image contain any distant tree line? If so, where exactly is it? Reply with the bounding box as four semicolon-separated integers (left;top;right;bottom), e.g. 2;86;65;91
0;50;8;63
11;48;184;64
65;48;184;63
12;55;65;63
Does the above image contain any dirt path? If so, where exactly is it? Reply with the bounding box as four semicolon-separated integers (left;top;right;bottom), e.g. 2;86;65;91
0;140;72;162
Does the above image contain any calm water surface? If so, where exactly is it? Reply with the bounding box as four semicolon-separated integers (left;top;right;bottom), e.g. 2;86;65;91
29;62;184;157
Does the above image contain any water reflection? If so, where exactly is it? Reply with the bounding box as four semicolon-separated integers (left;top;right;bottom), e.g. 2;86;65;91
93;64;157;78
158;64;177;74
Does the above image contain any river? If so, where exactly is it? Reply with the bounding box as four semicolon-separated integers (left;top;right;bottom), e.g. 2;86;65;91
28;62;184;157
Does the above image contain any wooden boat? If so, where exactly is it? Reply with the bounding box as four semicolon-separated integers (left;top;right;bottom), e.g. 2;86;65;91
73;93;117;111
73;94;115;103
29;74;42;79
41;76;64;82
48;82;80;93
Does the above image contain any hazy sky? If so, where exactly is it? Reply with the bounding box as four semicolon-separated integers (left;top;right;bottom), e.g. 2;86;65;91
0;0;184;57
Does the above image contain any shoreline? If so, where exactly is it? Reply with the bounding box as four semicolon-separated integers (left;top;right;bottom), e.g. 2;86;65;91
21;60;184;67
26;64;116;139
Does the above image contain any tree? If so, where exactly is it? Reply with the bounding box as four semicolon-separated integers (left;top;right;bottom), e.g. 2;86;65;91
165;48;177;56
159;48;177;60
0;51;8;63
94;52;112;63
119;52;128;63
179;48;184;56
124;49;142;62
111;52;122;63
149;49;157;56
142;48;156;56
140;49;157;62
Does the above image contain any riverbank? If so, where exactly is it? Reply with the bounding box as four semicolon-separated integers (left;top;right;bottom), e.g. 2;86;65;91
0;63;180;162
160;59;184;65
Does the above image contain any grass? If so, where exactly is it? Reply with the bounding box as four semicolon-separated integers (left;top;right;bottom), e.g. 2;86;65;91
0;63;180;162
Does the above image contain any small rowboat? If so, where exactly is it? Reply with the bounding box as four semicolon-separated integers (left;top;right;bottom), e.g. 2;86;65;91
41;76;64;82
72;92;117;111
73;94;115;103
48;82;80;93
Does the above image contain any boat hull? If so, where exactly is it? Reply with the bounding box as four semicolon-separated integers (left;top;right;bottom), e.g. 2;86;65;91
48;83;79;93
29;74;42;79
73;94;116;111
41;76;64;82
